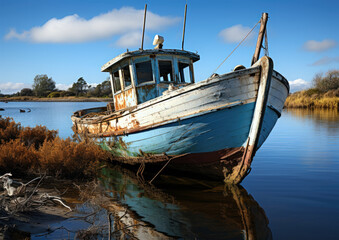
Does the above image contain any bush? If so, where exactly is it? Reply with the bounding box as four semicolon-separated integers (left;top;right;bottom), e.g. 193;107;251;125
0;139;40;176
304;88;321;97
313;70;339;92
19;125;58;149
39;137;111;178
47;92;61;98
0;117;22;143
59;91;76;97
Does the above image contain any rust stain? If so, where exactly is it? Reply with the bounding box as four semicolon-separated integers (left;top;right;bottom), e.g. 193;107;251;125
114;88;135;111
114;93;126;111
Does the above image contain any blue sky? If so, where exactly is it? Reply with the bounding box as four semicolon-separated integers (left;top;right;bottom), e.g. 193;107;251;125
0;0;338;94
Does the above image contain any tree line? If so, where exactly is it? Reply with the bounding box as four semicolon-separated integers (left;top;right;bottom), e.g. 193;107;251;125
1;74;112;98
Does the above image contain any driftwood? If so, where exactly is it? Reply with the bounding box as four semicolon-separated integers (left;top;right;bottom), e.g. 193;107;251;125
0;173;71;215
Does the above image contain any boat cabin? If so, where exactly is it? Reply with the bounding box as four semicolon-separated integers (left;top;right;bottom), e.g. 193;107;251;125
101;49;200;111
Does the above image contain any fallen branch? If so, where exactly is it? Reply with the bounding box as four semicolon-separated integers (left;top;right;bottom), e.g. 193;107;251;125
0;173;72;215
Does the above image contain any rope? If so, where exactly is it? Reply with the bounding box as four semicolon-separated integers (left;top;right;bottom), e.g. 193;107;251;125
149;155;172;184
211;20;261;75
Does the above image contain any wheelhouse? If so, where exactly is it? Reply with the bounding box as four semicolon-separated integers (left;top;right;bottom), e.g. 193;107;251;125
101;49;200;111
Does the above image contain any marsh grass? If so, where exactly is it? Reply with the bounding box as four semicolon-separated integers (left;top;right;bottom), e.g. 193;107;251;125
0;117;111;178
285;89;339;109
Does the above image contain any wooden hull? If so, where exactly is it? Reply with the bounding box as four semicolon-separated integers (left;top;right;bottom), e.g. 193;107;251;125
72;56;289;184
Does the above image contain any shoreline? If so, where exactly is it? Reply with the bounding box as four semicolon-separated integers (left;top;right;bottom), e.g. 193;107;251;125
1;94;338;109
0;97;111;102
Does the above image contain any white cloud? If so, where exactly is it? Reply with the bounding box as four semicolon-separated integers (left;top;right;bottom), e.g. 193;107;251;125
4;7;180;47
289;79;311;92
303;39;337;52
55;83;72;91
219;24;254;43
5;29;29;40
311;56;339;66
0;82;32;94
116;31;142;48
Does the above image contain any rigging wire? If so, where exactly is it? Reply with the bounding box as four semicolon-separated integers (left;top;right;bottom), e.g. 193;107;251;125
211;19;261;76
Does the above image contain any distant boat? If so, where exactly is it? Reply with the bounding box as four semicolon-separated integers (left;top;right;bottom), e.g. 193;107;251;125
72;12;289;184
0;108;4;111
19;108;31;113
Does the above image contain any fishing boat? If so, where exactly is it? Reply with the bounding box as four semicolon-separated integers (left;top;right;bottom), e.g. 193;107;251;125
71;11;289;184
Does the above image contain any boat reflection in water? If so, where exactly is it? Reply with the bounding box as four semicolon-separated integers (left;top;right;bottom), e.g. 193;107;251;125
100;166;272;239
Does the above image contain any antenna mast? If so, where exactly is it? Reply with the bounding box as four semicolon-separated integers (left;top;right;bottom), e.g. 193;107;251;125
181;4;187;50
141;4;147;50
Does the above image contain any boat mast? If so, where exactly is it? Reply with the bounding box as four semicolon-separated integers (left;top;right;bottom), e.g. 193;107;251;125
251;13;268;65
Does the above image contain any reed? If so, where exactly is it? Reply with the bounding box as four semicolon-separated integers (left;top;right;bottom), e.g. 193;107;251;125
0;117;111;178
285;89;339;109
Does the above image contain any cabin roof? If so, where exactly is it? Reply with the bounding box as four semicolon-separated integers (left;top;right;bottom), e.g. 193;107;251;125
101;49;200;72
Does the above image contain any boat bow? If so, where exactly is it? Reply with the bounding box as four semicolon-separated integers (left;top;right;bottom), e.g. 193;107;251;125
224;56;273;184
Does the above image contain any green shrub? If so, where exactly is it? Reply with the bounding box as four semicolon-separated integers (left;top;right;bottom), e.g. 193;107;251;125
304;88;321;97
47;92;61;98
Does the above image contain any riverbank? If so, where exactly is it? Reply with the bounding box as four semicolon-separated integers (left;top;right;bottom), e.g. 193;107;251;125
0;96;111;102
0;116;114;237
284;89;339;109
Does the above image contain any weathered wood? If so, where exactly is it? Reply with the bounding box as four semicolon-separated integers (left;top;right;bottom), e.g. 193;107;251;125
225;56;273;184
101;49;199;72
251;13;269;65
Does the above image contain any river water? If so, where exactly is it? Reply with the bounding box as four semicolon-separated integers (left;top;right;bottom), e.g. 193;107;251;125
1;102;338;239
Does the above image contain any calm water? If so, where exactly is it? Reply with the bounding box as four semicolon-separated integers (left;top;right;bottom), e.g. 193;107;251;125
0;101;106;138
1;102;338;239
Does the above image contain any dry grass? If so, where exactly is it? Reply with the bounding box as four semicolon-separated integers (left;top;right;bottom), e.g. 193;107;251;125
39;137;111;178
0;139;40;175
0;117;112;179
285;89;339;109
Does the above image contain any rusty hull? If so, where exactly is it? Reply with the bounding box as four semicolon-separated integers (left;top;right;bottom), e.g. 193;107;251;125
103;142;251;184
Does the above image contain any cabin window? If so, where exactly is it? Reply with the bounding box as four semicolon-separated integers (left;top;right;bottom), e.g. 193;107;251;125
122;65;132;88
178;62;191;83
112;70;121;92
135;61;153;85
159;60;174;82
